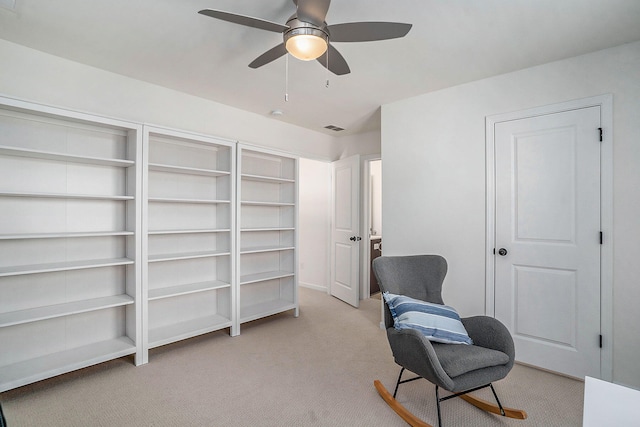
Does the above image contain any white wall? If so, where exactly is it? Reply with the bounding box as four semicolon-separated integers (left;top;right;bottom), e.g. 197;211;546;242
335;130;381;159
0;39;339;161
298;158;331;291
381;41;640;389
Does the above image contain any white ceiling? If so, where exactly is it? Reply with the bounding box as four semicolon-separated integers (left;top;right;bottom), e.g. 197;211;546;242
1;0;640;136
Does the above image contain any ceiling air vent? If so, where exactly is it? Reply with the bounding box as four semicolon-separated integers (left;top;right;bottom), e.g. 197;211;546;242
324;125;345;132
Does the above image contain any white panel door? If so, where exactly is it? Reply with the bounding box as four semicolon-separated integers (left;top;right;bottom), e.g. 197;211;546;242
494;106;601;379
330;155;360;307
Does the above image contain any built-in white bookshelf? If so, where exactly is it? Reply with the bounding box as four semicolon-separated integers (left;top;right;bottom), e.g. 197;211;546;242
237;146;298;330
0;97;303;392
143;127;236;358
0;98;142;393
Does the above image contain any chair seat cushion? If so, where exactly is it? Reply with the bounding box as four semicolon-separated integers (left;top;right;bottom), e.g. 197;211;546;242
383;292;473;345
432;343;510;378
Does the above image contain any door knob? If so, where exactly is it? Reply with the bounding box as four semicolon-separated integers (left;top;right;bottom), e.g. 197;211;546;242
498;248;508;256
350;236;362;242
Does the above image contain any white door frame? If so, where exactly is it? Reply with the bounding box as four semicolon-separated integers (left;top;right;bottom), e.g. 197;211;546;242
361;154;381;300
485;94;613;381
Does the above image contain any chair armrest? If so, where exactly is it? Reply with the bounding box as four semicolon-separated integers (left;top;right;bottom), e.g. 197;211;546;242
387;327;455;390
461;316;515;362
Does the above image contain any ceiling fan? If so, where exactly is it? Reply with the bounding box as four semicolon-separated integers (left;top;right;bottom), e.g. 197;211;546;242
198;0;412;75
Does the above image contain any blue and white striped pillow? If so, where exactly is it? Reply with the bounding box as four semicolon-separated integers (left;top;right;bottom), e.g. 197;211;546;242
383;292;473;345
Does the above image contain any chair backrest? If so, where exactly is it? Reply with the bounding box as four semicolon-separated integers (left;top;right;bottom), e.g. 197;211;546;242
0;400;6;427
372;255;448;328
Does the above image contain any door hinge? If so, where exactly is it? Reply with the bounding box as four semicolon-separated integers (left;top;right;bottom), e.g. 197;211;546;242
598;127;603;142
600;231;603;245
599;334;603;348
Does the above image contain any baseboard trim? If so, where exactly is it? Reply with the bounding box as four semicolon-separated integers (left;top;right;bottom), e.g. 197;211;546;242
299;282;327;292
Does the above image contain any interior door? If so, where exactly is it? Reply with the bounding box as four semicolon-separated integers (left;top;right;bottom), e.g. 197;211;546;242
494;106;601;379
330;155;360;307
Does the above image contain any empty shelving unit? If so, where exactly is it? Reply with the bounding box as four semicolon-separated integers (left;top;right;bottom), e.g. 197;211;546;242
237;145;298;332
143;126;236;360
0;97;302;392
0;97;143;392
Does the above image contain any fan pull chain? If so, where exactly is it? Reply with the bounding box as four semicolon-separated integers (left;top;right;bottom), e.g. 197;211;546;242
285;53;289;102
325;42;330;88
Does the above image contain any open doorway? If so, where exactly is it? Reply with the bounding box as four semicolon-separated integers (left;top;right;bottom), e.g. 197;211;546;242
363;157;382;298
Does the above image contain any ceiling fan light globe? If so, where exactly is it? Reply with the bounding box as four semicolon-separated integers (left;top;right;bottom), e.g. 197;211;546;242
283;23;329;61
286;34;328;60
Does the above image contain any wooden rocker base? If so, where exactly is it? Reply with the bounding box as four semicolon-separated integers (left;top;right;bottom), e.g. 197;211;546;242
374;380;527;426
374;380;433;427
459;393;527;420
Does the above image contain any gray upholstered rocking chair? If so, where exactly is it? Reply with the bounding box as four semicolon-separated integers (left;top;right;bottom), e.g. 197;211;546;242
372;255;526;427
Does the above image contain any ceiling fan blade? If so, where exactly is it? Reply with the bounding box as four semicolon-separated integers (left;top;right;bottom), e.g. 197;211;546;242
296;0;331;26
316;44;350;75
327;22;412;42
198;9;289;33
249;44;288;69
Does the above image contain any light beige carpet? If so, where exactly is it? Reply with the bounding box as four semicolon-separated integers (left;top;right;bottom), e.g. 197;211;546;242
0;287;585;426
